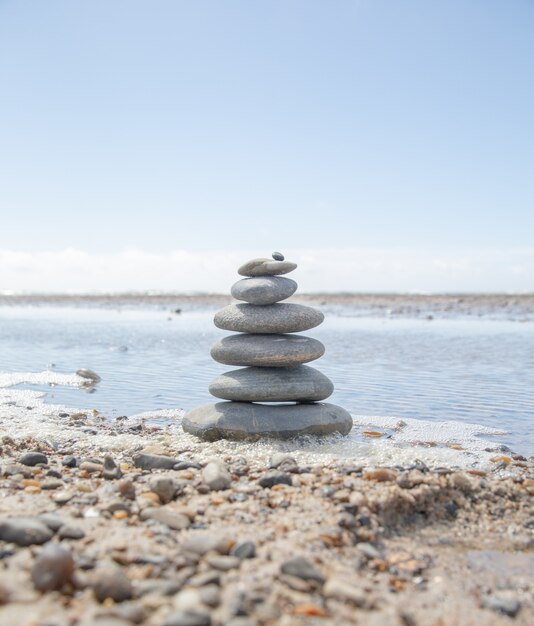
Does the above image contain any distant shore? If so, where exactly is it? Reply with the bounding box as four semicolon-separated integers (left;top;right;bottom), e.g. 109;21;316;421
1;292;533;320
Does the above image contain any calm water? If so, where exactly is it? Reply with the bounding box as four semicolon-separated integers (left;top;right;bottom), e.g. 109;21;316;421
1;305;533;454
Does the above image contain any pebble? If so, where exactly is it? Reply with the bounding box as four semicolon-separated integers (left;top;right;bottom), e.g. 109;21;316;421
79;461;104;474
0;582;9;604
58;524;86;540
209;365;333;403
53;491;74;505
37;513;65;532
205;554;240;571
101;603;147;624
323;576;367;607
188;571;221;587
103;455;122;480
46;468;63;478
118;478;137;500
183;402;353;441
0;517;54;546
258;471;292;489
89;619;132;626
76;368;101;382
238;257;297;277
62;455;77;467
231;276;297;306
481;595;521;617
193;586;216;607
226;619;259;626
133;453;178;470
210;333;325;368
41;478;63;490
172;588;205;611
164;611;211;626
202;461;232;491
19;451;48;466
230;541;256;560
31;543;75;591
139;507;191;530
149;476;180;503
93;566;134;603
214;303;324;334
397;472;415;489
272;251;284;261
363;468;398;482
182;534;231;556
269;453;298;470
280;557;325;584
357;542;382;560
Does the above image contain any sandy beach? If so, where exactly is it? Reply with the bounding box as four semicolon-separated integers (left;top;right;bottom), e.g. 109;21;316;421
0;407;533;626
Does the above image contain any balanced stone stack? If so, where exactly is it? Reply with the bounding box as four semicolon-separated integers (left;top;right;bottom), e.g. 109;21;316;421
182;253;353;441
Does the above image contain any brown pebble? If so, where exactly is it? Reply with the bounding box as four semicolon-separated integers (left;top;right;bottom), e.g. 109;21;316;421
93;566;133;603
0;582;10;605
118;479;136;500
31;544;75;591
363;468;398;482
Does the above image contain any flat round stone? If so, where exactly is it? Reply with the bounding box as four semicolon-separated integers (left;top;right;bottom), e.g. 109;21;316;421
214;303;323;334
210;334;325;367
231;276;297;306
182;402;353;441
209;365;334;402
238;258;297;277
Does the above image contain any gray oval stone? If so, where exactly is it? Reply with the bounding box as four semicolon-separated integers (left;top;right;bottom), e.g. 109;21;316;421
231;276;297;306
182;402;353;441
209;365;333;402
0;517;54;546
214;303;323;334
210;334;325;367
238;258;297;277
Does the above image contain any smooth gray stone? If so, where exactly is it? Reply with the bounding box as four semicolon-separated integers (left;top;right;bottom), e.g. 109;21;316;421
0;517;54;546
210;334;325;367
214;303;323;334
182;402;353;441
231;276;297;306
238;258;297;277
209;365;333;402
272;251;284;261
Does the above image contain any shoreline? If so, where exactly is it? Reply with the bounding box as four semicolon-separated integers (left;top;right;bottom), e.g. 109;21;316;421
1;293;533;321
0;414;533;626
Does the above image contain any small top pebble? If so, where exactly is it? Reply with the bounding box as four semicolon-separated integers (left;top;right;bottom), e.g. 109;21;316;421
238;258;297;277
272;251;285;261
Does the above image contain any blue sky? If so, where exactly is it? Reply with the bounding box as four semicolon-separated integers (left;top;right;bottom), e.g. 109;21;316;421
0;1;533;291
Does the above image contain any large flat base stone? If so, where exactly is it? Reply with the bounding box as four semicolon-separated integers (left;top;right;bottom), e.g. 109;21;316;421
182;402;353;441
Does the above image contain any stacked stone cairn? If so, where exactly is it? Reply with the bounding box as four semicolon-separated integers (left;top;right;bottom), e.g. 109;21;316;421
182;253;353;441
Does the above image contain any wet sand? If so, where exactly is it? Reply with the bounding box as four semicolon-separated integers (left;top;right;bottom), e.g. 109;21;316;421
0;413;533;626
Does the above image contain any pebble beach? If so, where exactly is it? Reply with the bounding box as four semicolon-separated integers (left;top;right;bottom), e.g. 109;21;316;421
0;407;533;626
1;290;533;625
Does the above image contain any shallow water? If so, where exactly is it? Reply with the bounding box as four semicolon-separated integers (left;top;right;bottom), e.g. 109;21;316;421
0;305;533;455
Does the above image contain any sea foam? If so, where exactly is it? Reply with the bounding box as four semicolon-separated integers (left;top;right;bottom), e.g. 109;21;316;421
0;371;510;468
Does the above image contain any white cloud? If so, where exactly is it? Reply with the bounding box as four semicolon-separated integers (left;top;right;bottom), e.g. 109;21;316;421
0;247;533;293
